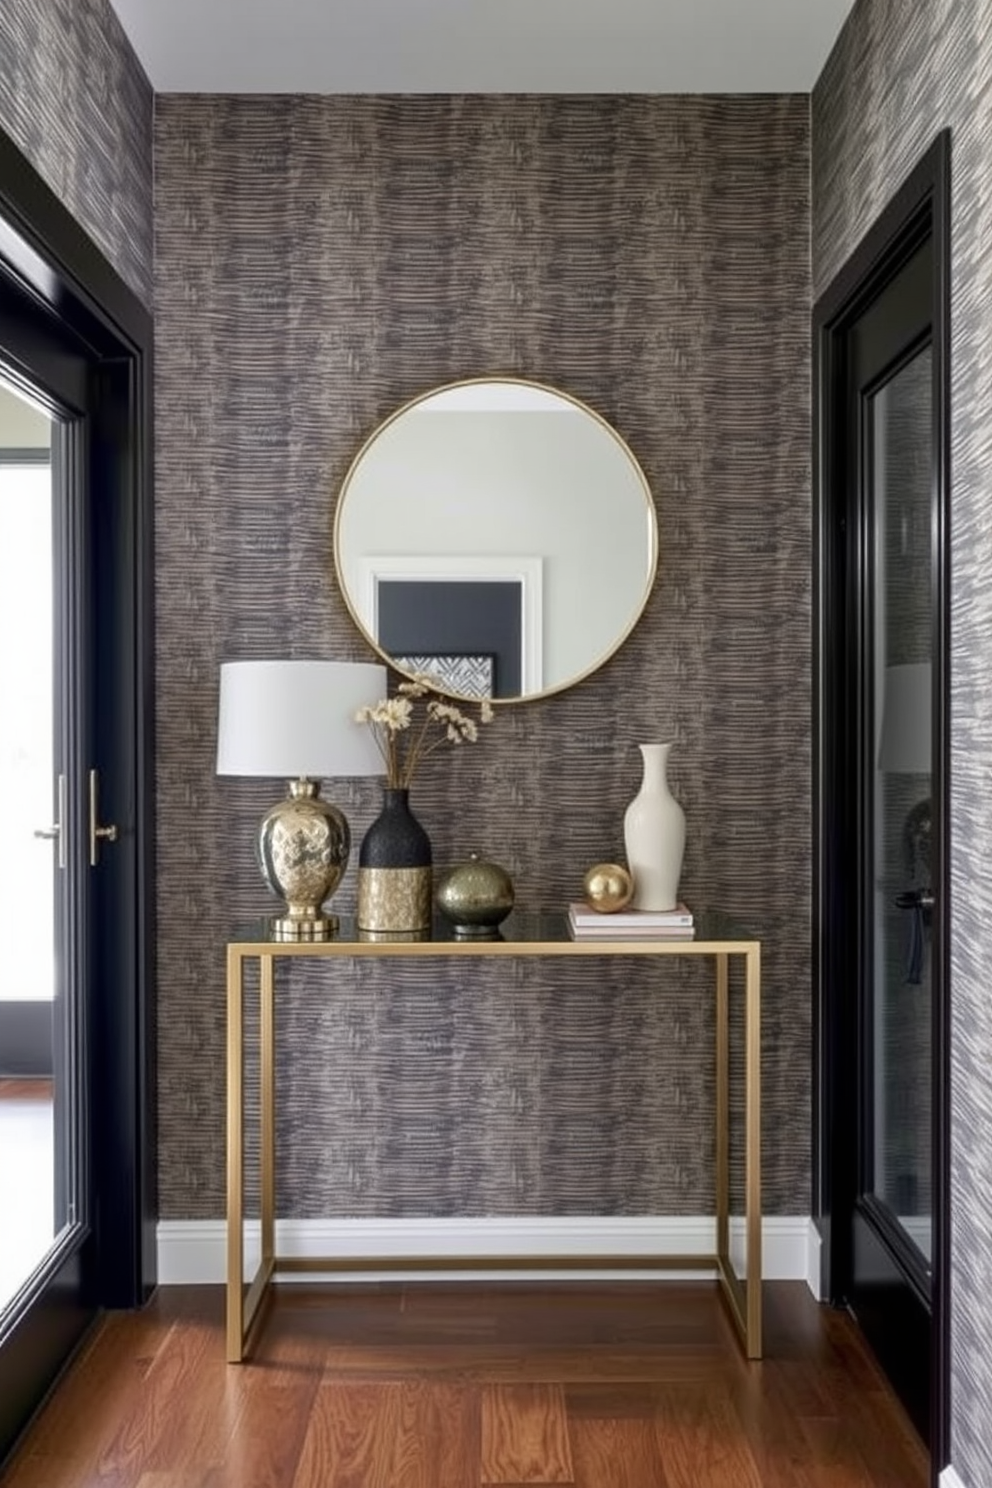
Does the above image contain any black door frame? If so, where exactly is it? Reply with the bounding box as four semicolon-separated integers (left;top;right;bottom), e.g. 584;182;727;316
812;131;950;1472
0;126;155;1456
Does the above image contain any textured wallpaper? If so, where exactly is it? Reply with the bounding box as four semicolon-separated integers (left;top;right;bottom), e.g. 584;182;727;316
154;95;811;1224
0;0;153;306
814;0;992;1480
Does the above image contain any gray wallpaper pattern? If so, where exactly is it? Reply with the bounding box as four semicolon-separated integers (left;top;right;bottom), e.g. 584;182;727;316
0;0;153;306
814;0;992;1478
154;95;811;1225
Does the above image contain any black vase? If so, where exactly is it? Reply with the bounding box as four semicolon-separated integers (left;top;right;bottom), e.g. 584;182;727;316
357;787;432;932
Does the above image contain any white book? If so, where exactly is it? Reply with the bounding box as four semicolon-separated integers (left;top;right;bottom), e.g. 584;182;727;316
567;900;694;929
567;922;696;940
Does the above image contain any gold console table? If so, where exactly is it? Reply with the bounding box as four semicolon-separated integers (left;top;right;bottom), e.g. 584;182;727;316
226;912;762;1363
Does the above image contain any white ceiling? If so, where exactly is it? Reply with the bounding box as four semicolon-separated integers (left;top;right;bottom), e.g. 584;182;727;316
108;0;856;95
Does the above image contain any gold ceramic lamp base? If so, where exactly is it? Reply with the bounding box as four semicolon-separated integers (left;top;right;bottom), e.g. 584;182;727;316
258;779;349;940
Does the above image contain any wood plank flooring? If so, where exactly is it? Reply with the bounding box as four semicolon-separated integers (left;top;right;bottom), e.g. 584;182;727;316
0;1282;929;1487
0;1081;54;1102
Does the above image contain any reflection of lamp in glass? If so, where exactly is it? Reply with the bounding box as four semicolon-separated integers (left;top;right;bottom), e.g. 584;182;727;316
217;660;386;939
877;661;932;886
878;661;932;985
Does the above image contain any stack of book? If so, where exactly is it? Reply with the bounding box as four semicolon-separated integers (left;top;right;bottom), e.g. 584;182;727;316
567;901;695;939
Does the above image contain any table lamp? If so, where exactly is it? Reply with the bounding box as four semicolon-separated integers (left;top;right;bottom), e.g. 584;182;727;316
217;659;386;939
877;660;932;882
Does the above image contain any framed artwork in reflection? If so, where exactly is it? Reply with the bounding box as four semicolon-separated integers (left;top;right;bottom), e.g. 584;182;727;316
394;653;495;700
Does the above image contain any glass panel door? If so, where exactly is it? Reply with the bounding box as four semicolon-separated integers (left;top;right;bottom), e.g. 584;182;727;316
0;384;67;1317
0;183;152;1464
870;346;933;1273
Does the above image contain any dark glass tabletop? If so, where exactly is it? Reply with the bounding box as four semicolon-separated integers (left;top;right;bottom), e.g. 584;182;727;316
230;909;756;950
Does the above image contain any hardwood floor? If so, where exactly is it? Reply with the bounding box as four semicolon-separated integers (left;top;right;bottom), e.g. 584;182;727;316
0;1282;928;1487
0;1081;54;1102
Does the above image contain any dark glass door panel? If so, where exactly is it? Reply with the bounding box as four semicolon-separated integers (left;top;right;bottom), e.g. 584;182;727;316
868;347;933;1273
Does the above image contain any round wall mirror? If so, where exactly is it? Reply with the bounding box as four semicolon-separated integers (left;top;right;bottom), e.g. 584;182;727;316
333;377;658;703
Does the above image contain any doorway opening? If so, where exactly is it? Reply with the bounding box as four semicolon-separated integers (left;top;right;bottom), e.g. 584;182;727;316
0;400;56;1314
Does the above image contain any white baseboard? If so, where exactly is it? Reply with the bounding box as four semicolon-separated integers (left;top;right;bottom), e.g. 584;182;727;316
806;1218;822;1301
941;1468;968;1488
157;1215;812;1286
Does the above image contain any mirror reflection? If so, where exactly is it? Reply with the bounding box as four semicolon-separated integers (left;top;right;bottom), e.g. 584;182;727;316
334;379;657;702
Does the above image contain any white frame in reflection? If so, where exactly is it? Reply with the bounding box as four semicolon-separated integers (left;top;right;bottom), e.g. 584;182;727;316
359;553;544;695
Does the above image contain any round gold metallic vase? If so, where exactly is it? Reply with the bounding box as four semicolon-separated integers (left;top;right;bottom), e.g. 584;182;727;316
357;787;432;933
436;852;515;937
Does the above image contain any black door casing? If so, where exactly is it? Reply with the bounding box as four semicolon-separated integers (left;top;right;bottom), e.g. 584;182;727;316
813;131;950;1472
0;129;155;1465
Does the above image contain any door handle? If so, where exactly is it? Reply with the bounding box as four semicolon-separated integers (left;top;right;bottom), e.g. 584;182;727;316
89;768;118;867
33;773;66;869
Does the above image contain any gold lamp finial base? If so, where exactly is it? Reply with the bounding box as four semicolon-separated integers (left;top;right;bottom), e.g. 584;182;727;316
270;913;339;942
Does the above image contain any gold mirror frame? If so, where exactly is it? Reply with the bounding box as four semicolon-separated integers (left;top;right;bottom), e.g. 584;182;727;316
332;376;658;705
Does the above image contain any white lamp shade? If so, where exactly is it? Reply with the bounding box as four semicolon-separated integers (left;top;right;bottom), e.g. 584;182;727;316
217;660;387;778
877;661;932;775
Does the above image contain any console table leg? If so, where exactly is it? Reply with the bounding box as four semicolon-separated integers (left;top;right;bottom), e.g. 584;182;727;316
226;947;245;1363
715;954;730;1262
261;955;275;1270
745;944;762;1358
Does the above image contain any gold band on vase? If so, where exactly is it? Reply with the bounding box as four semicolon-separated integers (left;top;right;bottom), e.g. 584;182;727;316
357;866;433;933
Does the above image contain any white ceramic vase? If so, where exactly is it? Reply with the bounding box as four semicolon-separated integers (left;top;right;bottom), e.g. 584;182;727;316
623;742;686;911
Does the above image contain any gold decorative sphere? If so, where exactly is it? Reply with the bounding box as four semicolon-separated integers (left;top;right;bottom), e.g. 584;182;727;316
582;862;634;913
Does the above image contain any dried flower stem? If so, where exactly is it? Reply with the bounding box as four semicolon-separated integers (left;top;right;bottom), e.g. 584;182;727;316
355;674;493;789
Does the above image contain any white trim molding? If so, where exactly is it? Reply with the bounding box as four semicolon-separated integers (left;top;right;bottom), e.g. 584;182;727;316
940;1469;968;1488
158;1214;812;1286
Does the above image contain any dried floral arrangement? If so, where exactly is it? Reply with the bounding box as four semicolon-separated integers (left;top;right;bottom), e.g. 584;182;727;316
355;674;494;789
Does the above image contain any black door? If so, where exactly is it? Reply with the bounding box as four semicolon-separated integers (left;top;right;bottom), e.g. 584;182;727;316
0;136;155;1464
0;273;103;1451
814;134;950;1466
